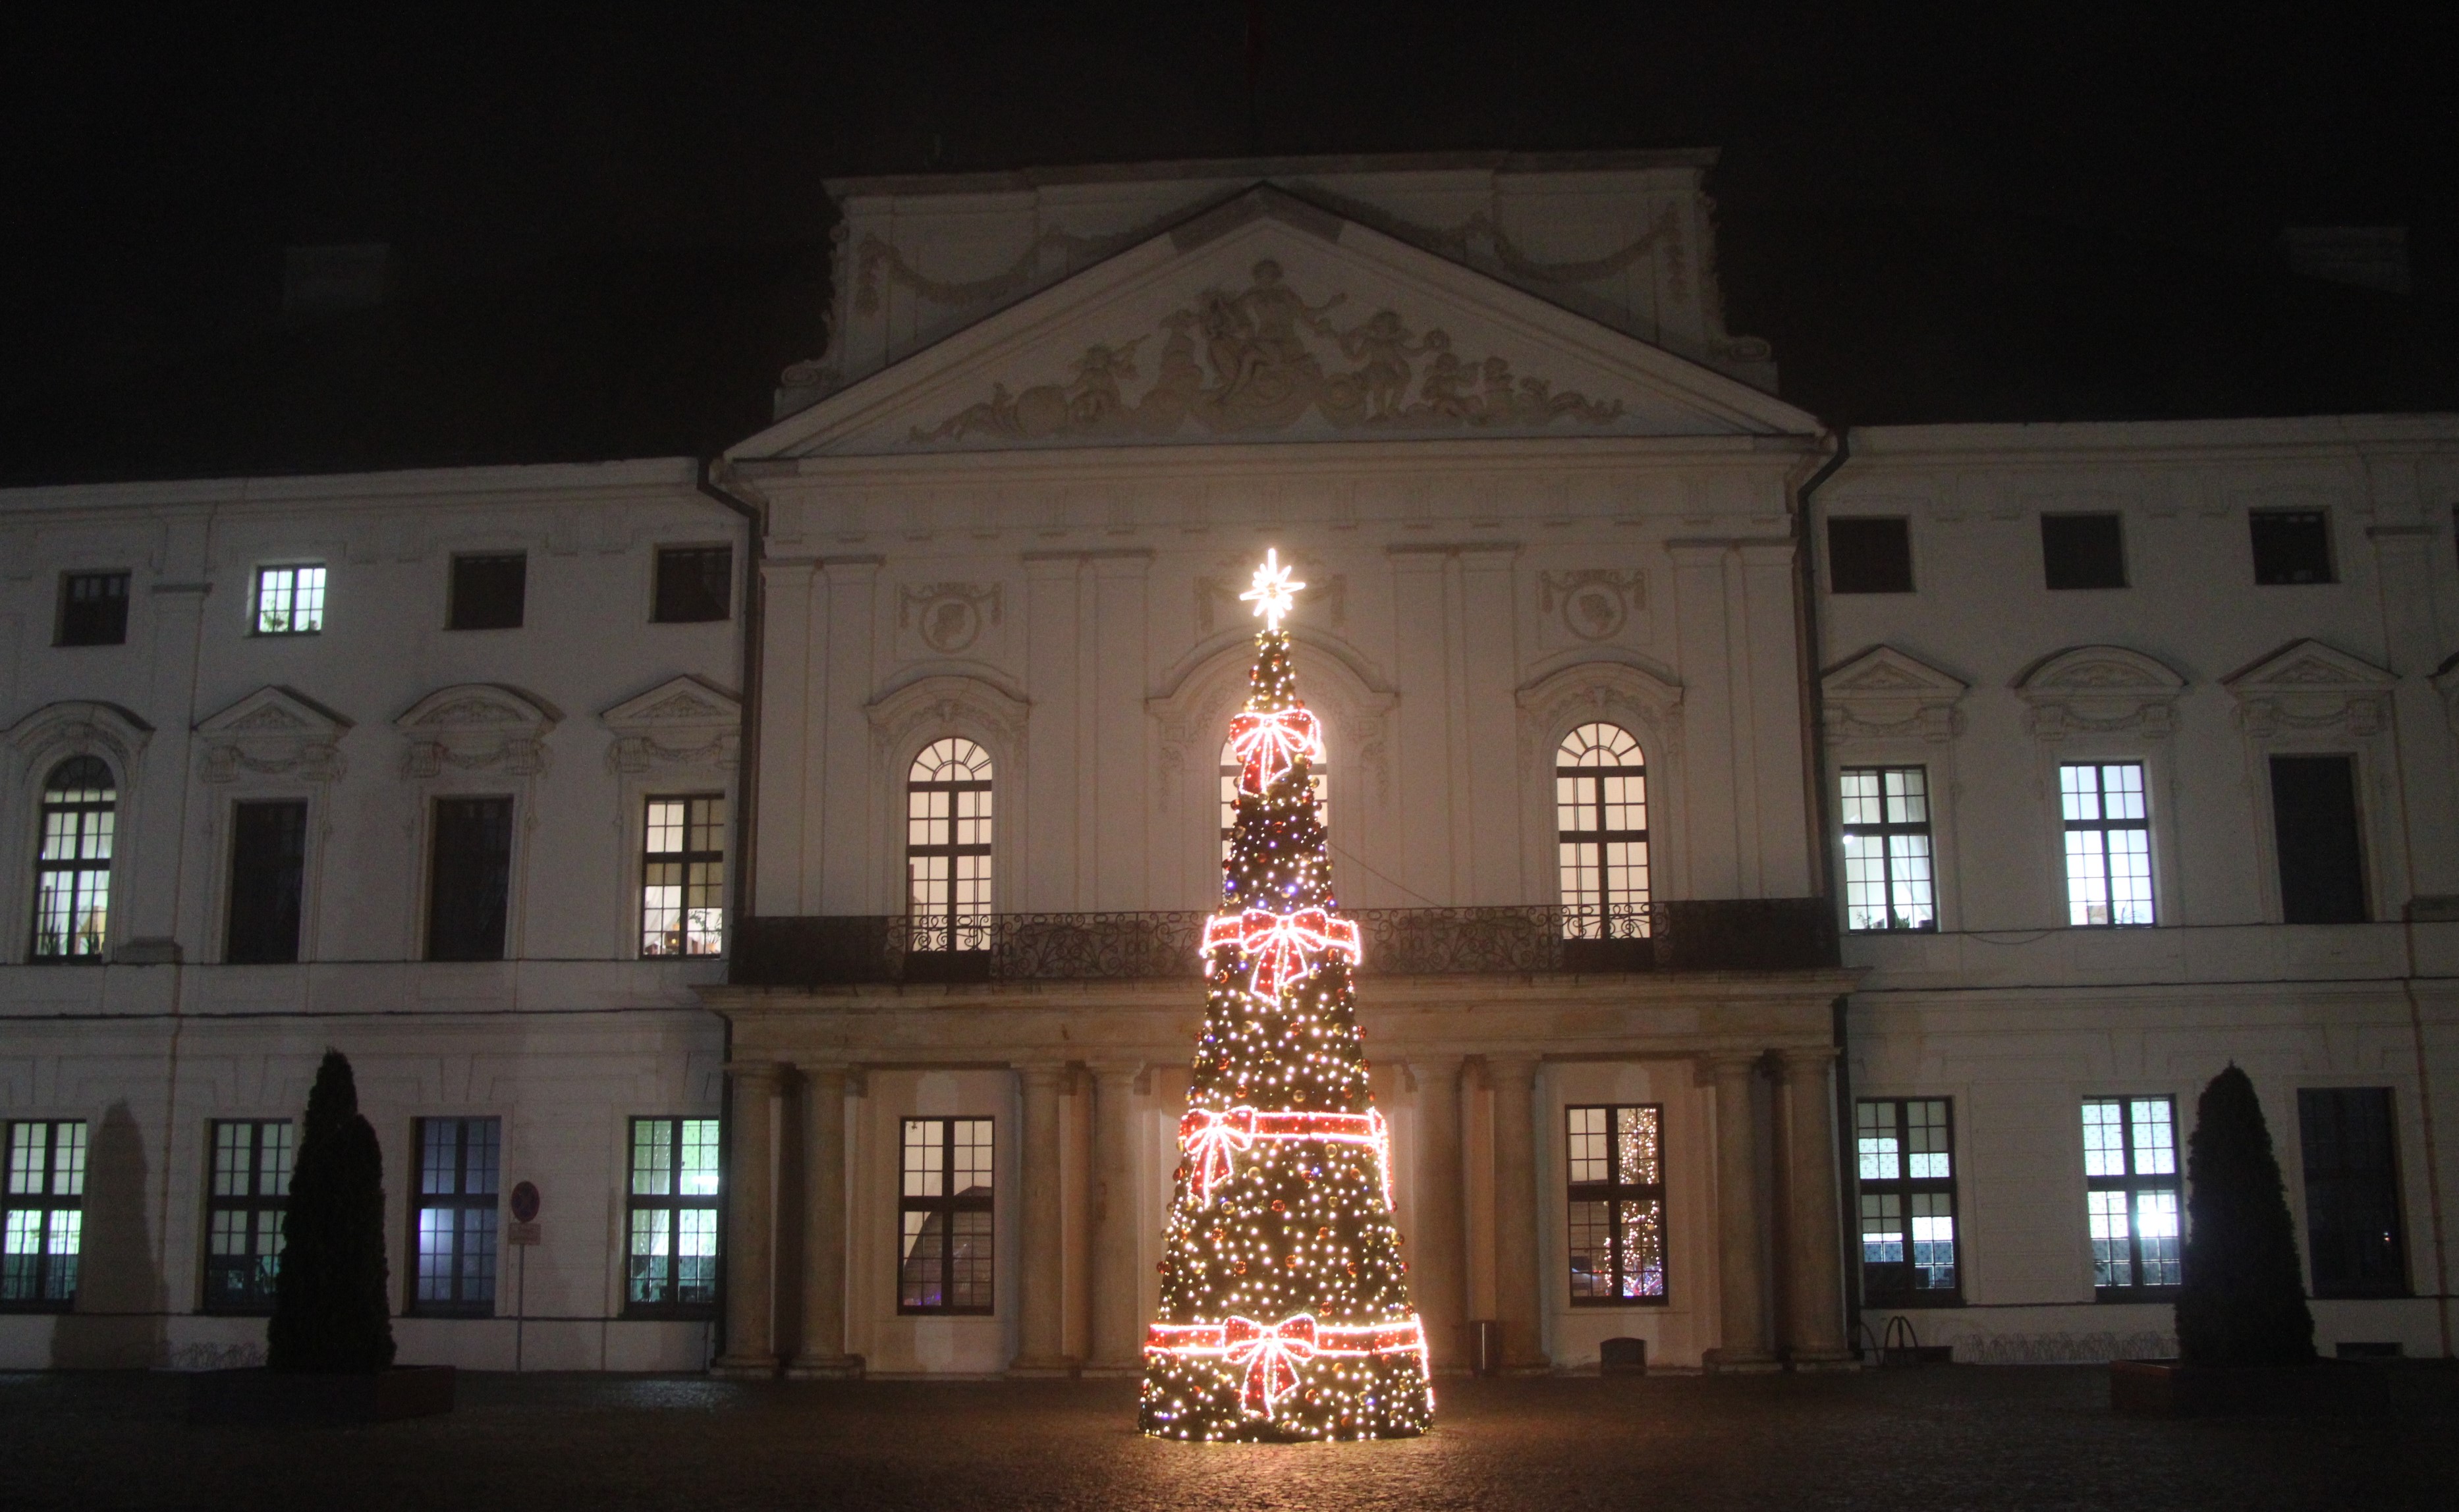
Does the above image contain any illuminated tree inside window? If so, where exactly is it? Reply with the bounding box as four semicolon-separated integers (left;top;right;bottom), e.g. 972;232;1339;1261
1142;551;1431;1441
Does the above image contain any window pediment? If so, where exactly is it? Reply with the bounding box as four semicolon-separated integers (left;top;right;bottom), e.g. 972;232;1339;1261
395;684;561;778
1821;645;1968;743
599;676;742;774
2014;645;2186;740
196;686;352;783
2222;639;2394;738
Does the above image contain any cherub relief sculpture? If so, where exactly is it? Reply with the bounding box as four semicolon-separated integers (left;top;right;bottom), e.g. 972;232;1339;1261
912;261;1623;443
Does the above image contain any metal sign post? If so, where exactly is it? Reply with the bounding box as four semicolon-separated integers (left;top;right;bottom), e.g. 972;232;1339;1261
509;1181;542;1373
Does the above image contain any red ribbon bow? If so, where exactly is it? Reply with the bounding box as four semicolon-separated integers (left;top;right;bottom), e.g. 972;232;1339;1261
1227;707;1325;797
1203;907;1361;1002
1222;1314;1319;1417
1178;1107;1255;1204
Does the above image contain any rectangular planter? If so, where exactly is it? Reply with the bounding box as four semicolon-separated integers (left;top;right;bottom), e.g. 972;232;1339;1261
186;1364;456;1426
2109;1358;2390;1417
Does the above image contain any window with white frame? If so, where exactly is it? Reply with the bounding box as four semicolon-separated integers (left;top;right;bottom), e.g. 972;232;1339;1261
1219;737;1327;863
2;1120;86;1309
1555;723;1649;939
641;795;725;956
898;1116;993;1314
1840;767;1936;931
2060;762;2154;926
252;564;326;635
31;756;115;961
2083;1096;2182;1295
907;739;993;954
625;1117;719;1314
1856;1098;1958;1303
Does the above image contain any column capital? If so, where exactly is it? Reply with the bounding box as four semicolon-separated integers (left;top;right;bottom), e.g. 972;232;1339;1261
724;1060;789;1089
1481;1052;1539;1086
1016;1062;1069;1090
795;1060;858;1089
1694;1050;1766;1085
1775;1045;1838;1071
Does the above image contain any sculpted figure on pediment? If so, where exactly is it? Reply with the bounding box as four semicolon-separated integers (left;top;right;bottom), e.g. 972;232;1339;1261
911;261;1624;444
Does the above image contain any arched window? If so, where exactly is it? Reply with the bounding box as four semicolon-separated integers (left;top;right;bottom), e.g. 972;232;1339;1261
908;738;993;954
1219;737;1327;862
32;756;115;959
1555;723;1648;939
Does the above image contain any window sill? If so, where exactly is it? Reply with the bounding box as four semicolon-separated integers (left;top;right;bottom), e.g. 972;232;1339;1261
2093;1288;2182;1304
0;1300;77;1314
1862;1293;1964;1309
897;1307;996;1318
406;1305;498;1320
621;1305;719;1322
248;631;323;639
1567;1296;1671;1309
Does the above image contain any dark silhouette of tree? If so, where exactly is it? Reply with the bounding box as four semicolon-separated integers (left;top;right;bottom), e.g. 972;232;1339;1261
2176;1065;2315;1366
267;1050;397;1372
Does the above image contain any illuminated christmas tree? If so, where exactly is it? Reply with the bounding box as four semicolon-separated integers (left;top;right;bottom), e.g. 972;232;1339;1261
1140;551;1433;1442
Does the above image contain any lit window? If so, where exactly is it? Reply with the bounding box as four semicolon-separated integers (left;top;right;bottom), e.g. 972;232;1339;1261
1565;1105;1665;1304
2082;1096;2182;1296
898;1117;993;1314
2061;763;2154;926
626;1117;720;1315
411;1117;500;1315
1;1120;86;1309
31;757;115;961
1840;767;1935;931
1219;737;1326;863
641;796;725;956
203;1120;292;1313
1555;724;1649;940
907;740;993;955
1856;1099;1958;1304
252;565;326;635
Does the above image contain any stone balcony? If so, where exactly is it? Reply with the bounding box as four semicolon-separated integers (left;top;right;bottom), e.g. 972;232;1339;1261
729;899;1839;988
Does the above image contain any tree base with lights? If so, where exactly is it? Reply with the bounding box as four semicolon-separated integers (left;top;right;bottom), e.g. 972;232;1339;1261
1139;553;1433;1442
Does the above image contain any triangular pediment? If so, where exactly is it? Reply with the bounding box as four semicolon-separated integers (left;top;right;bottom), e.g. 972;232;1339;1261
2221;639;2394;695
396;683;561;736
600;675;741;735
732;186;1818;459
1823;645;1969;701
196;686;352;740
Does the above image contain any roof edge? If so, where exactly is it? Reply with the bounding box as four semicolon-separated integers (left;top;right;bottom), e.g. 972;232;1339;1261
823;148;1721;199
0;456;704;512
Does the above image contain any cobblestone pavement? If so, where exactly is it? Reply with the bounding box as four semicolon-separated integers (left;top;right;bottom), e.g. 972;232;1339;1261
4;1365;2452;1511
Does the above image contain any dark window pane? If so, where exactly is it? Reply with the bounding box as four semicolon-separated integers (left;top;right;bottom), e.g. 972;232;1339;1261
2041;514;2127;590
448;553;526;631
2299;1088;2407;1297
225;801;308;964
653;547;732;623
1827;517;1914;594
2250;510;2335;585
427;798;512;961
2271;756;2367;924
57;572;130;646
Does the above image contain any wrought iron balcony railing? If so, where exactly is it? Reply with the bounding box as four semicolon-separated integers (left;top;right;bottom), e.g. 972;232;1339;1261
729;900;1837;988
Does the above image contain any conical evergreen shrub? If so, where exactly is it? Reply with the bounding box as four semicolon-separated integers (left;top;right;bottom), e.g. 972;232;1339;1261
2176;1065;2315;1366
267;1050;396;1373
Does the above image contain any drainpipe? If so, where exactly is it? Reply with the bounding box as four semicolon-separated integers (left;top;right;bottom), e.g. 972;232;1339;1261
693;458;765;1374
1791;429;1856;1353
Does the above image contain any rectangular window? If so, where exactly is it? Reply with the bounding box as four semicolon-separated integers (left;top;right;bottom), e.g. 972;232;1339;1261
252;564;327;635
898;1116;993;1314
2299;1088;2407;1299
641;796;725;957
626;1117;721;1316
426;797;512;961
447;553;526;631
2250;509;2334;585
2083;1096;2182;1297
1839;767;1936;931
1856;1099;1960;1305
2061;763;2155;926
225;800;308;964
1827;516;1914;594
652;546;732;623
1565;1105;1667;1304
56;571;130;647
411;1117;500;1315
2271;755;2367;924
1;1120;86;1309
2041;513;2127;590
203;1120;292;1313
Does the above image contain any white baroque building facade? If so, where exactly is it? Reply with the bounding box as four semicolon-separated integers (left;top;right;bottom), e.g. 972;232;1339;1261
2;154;2453;1377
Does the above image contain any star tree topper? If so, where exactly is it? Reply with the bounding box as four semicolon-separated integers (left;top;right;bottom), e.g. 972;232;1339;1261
1240;549;1304;632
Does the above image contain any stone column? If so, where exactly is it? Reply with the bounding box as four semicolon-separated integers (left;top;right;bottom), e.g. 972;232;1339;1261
1010;1063;1072;1374
790;1064;863;1377
1779;1048;1854;1367
1410;1057;1470;1371
1701;1053;1775;1372
1486;1054;1549;1372
1087;1063;1145;1372
713;1061;783;1377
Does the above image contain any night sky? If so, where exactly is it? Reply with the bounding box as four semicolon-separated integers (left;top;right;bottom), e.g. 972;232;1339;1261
4;4;2453;483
